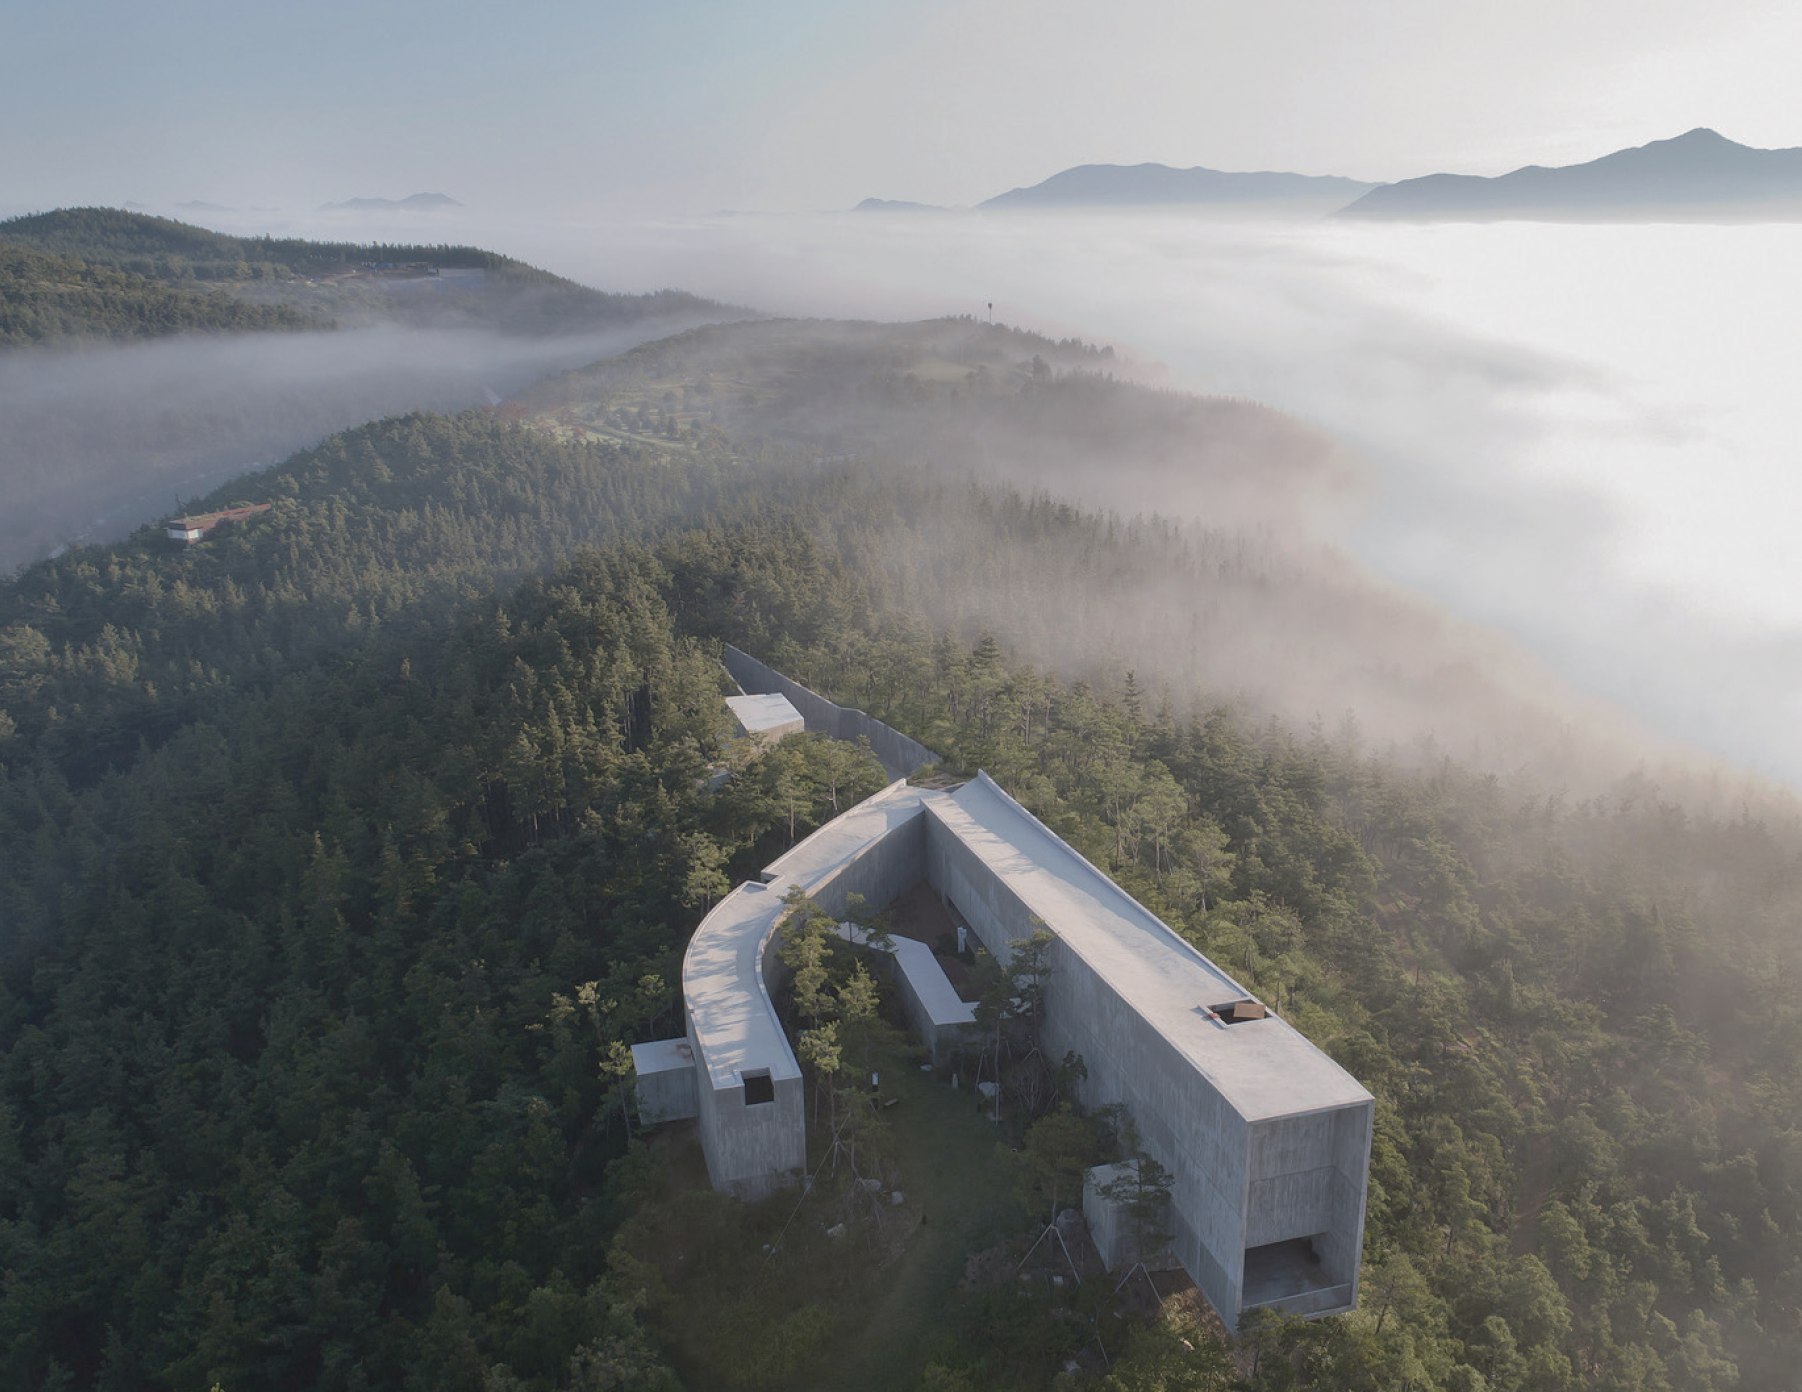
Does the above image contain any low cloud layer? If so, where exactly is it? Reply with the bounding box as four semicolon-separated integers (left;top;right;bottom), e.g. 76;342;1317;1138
472;208;1802;789
15;204;1802;791
0;319;703;570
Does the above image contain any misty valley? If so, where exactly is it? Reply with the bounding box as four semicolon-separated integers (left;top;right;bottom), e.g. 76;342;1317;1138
3;186;1801;1392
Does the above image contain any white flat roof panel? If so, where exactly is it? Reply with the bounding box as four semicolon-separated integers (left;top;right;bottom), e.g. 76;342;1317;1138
630;1037;696;1077
726;692;804;735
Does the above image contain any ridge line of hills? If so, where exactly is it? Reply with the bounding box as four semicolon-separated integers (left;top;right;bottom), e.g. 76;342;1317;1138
0;206;727;348
0;208;744;569
856;127;1802;222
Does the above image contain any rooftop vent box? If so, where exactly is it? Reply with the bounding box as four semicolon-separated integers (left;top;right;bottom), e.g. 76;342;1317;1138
1213;999;1267;1024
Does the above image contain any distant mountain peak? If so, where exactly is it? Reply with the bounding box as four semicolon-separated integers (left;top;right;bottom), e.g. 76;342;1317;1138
975;162;1377;214
853;197;946;213
1338;129;1802;222
318;192;463;213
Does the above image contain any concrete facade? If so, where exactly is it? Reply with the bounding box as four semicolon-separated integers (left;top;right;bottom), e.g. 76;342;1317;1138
1084;1160;1178;1273
647;783;938;1198
629;1038;699;1125
635;767;1372;1327
833;921;978;1064
925;774;1372;1326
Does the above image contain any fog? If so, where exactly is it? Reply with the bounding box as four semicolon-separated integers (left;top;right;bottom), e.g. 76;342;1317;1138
0;317;710;570
440;208;1800;790
19;201;1802;790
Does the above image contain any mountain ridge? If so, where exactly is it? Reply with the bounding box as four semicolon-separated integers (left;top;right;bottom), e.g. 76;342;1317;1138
318;191;463;212
1338;127;1802;220
979;161;1377;212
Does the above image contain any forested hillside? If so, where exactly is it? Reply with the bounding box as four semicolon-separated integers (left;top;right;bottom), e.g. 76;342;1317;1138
0;241;321;344
0;208;724;343
0;211;735;573
3;319;1801;1389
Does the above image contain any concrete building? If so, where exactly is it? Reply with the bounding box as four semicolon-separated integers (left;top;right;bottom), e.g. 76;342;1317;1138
164;502;272;544
1084;1159;1177;1274
832;920;977;1065
633;771;1372;1328
725;692;804;746
628;1038;699;1125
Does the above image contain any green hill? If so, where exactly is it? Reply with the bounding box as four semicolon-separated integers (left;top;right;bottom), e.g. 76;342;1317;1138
0;240;321;344
0;207;727;341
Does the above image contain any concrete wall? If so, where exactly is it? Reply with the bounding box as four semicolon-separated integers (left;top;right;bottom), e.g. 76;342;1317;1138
924;804;1043;957
691;1008;806;1200
1084;1161;1177;1273
797;813;978;1061
835;922;978;1065
1318;1104;1373;1302
696;807;930;1197
1240;1103;1371;1315
724;645;938;781
1053;930;1252;1323
925;804;1252;1324
807;804;929;921
631;1046;699;1125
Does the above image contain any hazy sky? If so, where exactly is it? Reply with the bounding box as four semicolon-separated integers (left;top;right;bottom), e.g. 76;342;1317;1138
6;0;1802;215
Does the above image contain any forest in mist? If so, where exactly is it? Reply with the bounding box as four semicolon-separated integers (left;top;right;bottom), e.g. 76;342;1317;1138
448;206;1802;789
3;301;1802;1388
522;316;1708;795
0;322;715;572
0;209;730;571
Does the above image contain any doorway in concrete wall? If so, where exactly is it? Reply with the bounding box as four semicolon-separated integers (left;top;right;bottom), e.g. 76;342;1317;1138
1243;1234;1336;1309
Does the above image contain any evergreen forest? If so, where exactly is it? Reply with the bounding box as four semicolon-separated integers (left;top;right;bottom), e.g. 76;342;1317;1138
0;209;721;344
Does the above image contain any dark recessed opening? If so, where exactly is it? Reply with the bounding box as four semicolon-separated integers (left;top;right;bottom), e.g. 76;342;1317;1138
743;1070;775;1105
1243;1235;1337;1307
1212;998;1267;1024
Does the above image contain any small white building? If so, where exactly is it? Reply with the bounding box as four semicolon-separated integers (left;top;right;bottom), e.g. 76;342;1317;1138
726;692;804;746
164;503;272;544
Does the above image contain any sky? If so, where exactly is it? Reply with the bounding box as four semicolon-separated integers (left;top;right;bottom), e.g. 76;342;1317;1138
6;0;1802;215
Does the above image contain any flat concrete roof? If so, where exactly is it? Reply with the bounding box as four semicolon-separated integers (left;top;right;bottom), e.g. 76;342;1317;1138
835;922;976;1030
726;692;803;736
929;774;1372;1122
683;781;940;1093
681;770;1368;1121
629;1037;695;1076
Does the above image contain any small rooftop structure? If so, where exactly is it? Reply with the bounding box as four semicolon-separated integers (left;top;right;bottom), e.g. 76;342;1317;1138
165;503;272;544
725;692;804;746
